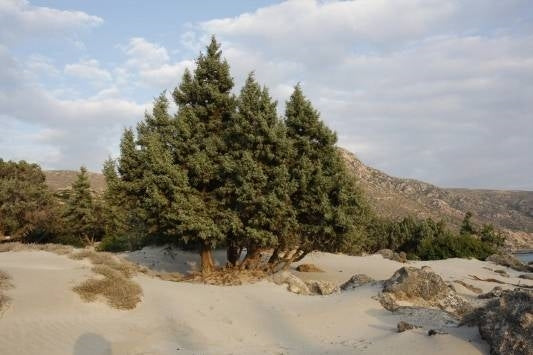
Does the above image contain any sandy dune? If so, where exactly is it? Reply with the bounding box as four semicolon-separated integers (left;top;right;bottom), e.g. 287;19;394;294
1;248;530;354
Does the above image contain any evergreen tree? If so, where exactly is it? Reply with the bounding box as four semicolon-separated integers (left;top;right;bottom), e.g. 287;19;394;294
63;167;102;244
285;85;367;259
0;159;59;241
460;211;476;235
223;73;296;266
171;36;238;271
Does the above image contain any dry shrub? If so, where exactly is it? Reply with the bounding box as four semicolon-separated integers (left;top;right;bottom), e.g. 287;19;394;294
73;265;142;310
0;270;13;313
184;268;267;286
0;242;73;255
69;250;138;278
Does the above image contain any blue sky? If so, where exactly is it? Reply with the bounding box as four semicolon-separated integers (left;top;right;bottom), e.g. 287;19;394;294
1;0;532;189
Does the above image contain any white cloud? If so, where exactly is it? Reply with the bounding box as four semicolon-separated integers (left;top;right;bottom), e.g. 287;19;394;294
123;37;169;69
64;59;112;84
0;0;103;43
194;0;533;189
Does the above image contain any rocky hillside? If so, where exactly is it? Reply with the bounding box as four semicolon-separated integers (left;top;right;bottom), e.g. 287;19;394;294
44;170;106;195
43;149;533;250
340;149;533;250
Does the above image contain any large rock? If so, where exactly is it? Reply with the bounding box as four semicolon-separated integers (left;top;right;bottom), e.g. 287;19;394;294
296;264;324;273
305;280;339;295
519;273;533;280
270;271;311;295
486;253;530;272
379;266;471;317
478;286;504;299
467;289;532;355
340;274;375;291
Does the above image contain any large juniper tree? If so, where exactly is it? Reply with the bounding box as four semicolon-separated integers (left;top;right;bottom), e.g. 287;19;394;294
285;85;367;259
223;73;296;267
170;36;238;271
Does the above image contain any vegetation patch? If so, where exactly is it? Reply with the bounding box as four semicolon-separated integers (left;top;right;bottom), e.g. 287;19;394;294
0;270;13;313
73;265;142;310
183;268;268;286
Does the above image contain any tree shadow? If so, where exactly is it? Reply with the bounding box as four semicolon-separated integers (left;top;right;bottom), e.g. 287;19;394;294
73;333;112;355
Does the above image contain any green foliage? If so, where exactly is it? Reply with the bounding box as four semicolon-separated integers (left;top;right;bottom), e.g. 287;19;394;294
0;159;61;241
62;167;103;244
364;214;499;260
285;85;369;255
460;211;476;235
222;73;296;253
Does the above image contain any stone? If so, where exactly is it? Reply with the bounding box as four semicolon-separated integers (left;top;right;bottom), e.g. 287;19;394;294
340;274;375;291
379;266;471;318
397;321;420;333
487;253;529;272
295;263;324;273
478;286;504;299
494;269;509;277
270;271;311;295
305;280;339;295
518;273;533;280
468;289;533;355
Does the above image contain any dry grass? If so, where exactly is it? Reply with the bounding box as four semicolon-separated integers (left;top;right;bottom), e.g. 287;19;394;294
0;270;13;313
73;265;142;310
0;242;74;255
69;250;139;278
184;268;268;286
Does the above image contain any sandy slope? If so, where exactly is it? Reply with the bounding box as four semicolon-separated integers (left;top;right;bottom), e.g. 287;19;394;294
2;249;530;355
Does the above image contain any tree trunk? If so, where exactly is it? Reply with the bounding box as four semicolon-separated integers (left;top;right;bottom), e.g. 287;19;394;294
226;245;242;267
240;246;264;270
200;244;215;273
268;247;280;264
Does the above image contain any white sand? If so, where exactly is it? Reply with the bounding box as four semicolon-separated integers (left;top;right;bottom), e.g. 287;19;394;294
1;248;530;355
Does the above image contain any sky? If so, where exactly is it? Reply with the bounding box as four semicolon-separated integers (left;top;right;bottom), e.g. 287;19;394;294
0;0;532;190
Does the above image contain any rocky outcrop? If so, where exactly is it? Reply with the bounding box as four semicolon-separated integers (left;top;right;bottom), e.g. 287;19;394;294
377;249;407;263
478;286;504;299
270;272;339;295
340;274;375;291
379;266;471;318
270;271;311;295
486;253;531;272
305;280;339;295
519;273;533;280
296;264;324;273
466;289;532;355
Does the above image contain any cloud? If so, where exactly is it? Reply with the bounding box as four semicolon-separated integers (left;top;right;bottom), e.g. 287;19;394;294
0;0;103;43
64;59;112;84
194;0;533;189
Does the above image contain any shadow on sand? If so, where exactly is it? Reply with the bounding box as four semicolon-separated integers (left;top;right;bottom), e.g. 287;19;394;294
73;333;112;355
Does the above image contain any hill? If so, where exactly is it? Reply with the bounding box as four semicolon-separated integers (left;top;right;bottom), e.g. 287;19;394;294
43;149;533;250
340;148;533;250
44;170;106;194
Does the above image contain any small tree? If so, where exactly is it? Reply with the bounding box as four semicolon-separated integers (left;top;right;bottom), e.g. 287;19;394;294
63;167;102;245
460;211;476;235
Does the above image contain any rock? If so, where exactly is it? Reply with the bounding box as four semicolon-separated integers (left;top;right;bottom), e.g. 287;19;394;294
296;264;324;273
379;266;471;318
453;280;483;294
340;274;375;291
487;253;529;272
494;269;509;277
397;321;420;332
305;280;339;295
468;289;532;355
427;329;447;336
519;273;533;280
270;271;311;295
478;286;504;299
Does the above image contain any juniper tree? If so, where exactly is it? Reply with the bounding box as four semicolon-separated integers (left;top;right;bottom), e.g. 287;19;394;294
63;167;102;244
223;73;296;266
0;160;59;241
285;85;367;259
171;36;238;271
